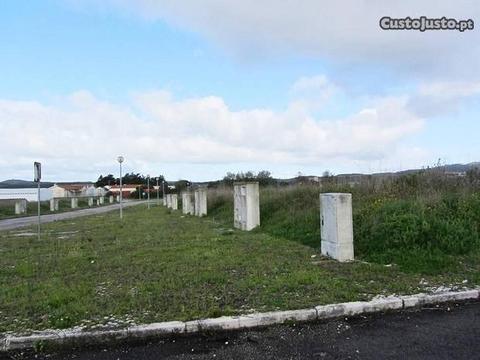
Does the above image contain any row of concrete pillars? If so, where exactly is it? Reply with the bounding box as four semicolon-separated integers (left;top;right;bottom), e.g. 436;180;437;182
164;188;208;217
49;196;117;212
164;183;354;263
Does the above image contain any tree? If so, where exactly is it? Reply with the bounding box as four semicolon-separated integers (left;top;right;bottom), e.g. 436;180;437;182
95;174;116;187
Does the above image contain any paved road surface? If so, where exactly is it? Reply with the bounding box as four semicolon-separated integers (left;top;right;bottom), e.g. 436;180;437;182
5;301;479;359
0;201;149;231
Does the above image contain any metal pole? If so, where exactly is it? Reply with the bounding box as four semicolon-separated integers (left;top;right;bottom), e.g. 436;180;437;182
147;176;150;209
37;181;41;241
119;162;123;219
156;178;159;205
162;180;165;205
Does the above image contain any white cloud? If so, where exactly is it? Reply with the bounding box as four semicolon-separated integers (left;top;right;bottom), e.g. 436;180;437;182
84;0;480;78
0;86;424;180
408;80;480;116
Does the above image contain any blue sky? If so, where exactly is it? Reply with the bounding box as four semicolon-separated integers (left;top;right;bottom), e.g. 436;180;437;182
0;0;479;182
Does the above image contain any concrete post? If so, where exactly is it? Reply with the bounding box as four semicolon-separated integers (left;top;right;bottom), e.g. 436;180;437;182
15;199;27;215
50;198;59;212
194;188;207;217
99;197;104;205
166;194;172;208
233;182;260;231
96;198;100;206
162;195;167;206
182;192;195;215
71;197;78;209
171;194;178;210
320;193;354;262
116;195;120;202
109;195;114;204
88;197;94;207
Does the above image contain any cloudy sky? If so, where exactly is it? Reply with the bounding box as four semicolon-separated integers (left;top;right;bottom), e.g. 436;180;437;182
1;1;479;182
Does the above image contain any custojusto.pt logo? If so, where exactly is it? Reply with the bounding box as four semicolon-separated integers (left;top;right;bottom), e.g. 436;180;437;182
380;16;474;32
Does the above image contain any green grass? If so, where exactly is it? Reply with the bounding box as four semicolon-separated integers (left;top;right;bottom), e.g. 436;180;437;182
1;193;479;335
210;183;480;274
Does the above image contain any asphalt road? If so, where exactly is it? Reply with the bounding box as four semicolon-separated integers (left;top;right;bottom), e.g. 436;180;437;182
5;301;479;360
0;200;149;231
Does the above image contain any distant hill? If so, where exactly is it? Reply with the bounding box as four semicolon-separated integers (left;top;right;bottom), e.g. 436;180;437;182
0;179;54;189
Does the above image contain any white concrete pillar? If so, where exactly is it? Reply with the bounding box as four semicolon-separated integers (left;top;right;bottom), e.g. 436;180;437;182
162;196;167;206
88;197;94;207
116;195;120;202
109;195;114;204
171;194;178;210
233;182;260;231
194;188;207;217
166;194;172;208
15;199;27;215
320;193;354;262
96;198;100;206
182;192;195;215
50;198;59;212
99;197;104;205
71;197;78;209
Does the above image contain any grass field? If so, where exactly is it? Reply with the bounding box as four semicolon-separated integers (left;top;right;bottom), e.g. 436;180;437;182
1;180;479;335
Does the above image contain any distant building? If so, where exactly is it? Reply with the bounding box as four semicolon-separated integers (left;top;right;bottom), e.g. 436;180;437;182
105;184;141;197
0;188;52;202
49;183;96;198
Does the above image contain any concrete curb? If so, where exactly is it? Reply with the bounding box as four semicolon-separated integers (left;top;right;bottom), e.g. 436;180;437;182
2;289;478;352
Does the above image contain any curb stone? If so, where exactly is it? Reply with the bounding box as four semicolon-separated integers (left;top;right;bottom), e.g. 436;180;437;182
401;289;479;308
2;289;479;352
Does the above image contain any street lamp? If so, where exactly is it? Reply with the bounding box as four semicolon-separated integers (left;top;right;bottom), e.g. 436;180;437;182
117;156;124;219
162;180;165;206
156;177;160;206
147;175;150;209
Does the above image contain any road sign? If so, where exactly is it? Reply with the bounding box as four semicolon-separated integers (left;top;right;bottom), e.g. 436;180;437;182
34;162;41;182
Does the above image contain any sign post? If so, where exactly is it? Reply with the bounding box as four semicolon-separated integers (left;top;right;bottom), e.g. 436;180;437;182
34;162;41;241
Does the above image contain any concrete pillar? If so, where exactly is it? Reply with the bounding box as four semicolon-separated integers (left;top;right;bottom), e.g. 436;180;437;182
116;195;120;202
194;188;207;217
166;194;172;208
109;195;114;204
71;197;78;209
15;199;27;215
162;196;167;206
234;182;260;231
99;197;104;205
182;192;195;215
88;197;94;207
320;193;354;262
171;194;178;210
50;198;59;212
96;198;100;206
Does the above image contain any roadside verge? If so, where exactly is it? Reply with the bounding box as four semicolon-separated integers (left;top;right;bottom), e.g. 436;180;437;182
2;289;478;352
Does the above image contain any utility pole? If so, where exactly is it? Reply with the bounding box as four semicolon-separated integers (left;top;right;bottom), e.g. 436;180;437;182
156;177;160;205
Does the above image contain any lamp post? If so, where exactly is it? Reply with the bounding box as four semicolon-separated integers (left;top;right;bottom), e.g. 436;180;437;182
147;175;150;209
156;177;160;205
34;162;41;241
162;180;165;205
117;156;124;219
